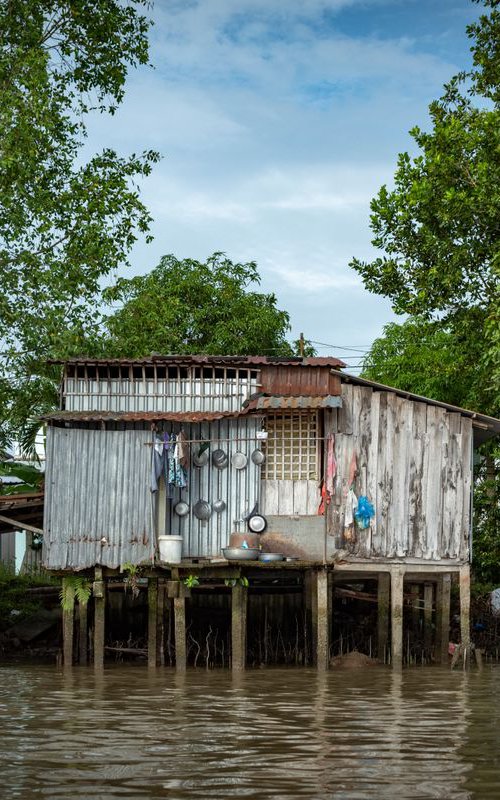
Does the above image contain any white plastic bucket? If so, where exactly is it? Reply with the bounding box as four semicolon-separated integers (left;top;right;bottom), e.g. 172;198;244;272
158;535;183;564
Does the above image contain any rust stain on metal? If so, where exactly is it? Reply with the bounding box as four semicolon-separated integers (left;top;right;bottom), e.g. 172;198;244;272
244;395;342;411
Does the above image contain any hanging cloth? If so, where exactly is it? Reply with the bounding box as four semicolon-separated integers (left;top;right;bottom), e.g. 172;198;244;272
151;434;166;492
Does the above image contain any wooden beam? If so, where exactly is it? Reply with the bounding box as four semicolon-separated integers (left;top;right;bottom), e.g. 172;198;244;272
231;583;248;671
174;597;187;671
316;569;329;671
424;583;433;653
78;600;88;666
148;578;158;668
93;567;105;670
0;514;44;535
391;566;405;669
435;573;451;665
62;577;74;668
377;572;390;663
460;564;471;667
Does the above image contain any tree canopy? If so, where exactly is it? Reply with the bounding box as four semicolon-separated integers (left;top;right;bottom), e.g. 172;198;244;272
101;253;295;358
351;0;500;415
0;1;159;451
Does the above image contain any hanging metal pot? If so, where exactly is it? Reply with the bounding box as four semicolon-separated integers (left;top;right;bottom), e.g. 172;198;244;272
251;449;265;465
231;451;248;470
174;501;189;517
213;498;226;513
212;449;228;469
194;500;212;520
246;502;267;533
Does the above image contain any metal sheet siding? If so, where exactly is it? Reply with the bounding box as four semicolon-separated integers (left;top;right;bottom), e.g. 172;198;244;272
43;418;261;568
165;417;261;558
43;427;154;569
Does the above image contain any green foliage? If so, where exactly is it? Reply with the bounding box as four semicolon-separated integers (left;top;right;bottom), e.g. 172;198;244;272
0;460;44;495
472;445;500;584
350;0;500;414
0;1;159;449
59;575;92;611
101;253;294;357
224;576;249;587
0;563;58;628
362;316;486;409
122;561;141;597
183;575;200;588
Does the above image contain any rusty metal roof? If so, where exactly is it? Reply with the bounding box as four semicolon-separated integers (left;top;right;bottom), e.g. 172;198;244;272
41;409;255;423
244;395;343;411
48;354;346;368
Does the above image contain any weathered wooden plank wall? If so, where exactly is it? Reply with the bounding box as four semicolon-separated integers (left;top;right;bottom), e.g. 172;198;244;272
328;386;472;561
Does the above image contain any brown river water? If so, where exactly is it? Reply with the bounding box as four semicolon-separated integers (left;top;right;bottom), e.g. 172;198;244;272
0;664;499;800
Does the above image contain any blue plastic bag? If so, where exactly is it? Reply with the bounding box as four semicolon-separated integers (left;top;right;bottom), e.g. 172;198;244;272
354;496;375;529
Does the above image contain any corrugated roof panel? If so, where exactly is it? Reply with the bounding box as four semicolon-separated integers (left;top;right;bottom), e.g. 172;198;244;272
245;395;343;411
42;409;255;423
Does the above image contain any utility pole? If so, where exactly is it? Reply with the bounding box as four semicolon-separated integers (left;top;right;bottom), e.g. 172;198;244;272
299;332;305;357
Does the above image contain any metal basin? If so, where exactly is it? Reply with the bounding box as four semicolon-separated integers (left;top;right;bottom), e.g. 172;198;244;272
222;547;259;561
259;552;284;562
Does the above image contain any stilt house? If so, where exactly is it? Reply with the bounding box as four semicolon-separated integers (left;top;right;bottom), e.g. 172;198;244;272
42;355;500;670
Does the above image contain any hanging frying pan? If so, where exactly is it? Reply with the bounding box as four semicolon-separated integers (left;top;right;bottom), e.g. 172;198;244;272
246;502;267;534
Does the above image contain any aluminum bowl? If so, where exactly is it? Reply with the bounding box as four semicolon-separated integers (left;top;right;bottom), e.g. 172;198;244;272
259;552;284;562
222;547;259;561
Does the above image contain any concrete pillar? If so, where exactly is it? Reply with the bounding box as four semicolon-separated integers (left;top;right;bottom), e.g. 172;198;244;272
460;564;471;666
93;567;105;670
424;582;433;654
435;573;451;664
377;572;390;663
307;570;318;664
157;579;165;666
174;596;187;671
62;576;74;667
315;569;329;670
148;577;158;668
78;600;88;665
391;566;405;669
231;583;248;671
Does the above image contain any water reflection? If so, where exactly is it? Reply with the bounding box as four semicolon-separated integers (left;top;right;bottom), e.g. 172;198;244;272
0;664;498;799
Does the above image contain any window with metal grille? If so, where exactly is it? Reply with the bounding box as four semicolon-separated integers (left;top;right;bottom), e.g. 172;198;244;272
263;412;319;480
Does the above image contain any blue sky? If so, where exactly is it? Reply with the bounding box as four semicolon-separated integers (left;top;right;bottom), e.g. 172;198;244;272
87;0;480;369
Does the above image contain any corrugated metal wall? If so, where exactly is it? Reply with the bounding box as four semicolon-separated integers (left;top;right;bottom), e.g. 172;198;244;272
44;427;155;569
0;531;16;568
161;417;260;557
43;418;261;569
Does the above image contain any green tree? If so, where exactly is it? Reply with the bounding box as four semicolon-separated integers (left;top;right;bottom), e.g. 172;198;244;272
101;253;294;357
352;0;500;584
351;0;500;415
0;0;159;451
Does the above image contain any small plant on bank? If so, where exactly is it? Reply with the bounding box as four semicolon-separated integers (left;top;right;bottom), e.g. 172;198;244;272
183;575;199;589
122;562;141;598
59;576;92;611
224;577;249;588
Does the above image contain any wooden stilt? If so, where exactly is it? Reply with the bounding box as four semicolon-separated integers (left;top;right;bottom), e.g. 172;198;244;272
78;600;88;665
391;566;405;669
148;577;158;668
62;576;74;667
435;573;451;664
424;582;433;654
315;569;329;671
308;570;318;665
460;564;471;667
174;596;187;671
377;572;390;663
410;583;420;635
231;583;248;671
157;579;165;667
93;567;105;669
303;569;313;665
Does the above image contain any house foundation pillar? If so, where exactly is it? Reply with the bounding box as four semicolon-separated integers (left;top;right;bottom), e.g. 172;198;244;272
460;564;471;667
62;576;74;667
435;573;451;664
174;594;187;671
148;578;158;668
231;583;248;671
377;572;390;663
93;567;105;670
315;569;329;670
424;582;433;654
391;566;405;669
78;599;88;665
